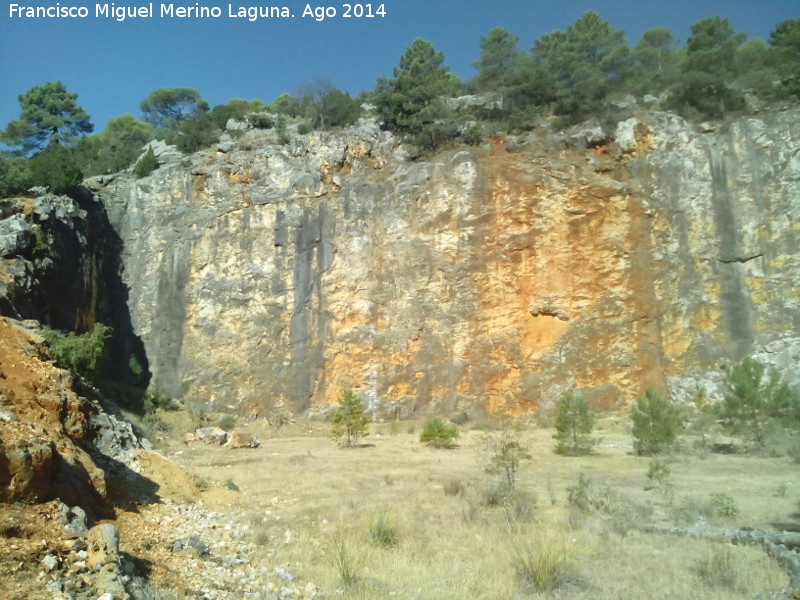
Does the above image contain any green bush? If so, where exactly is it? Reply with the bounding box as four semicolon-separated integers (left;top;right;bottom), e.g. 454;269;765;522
173;112;220;153
249;113;274;129
461;123;483;146
484;425;531;490
330;389;370;447
133;147;158;178
553;391;597;456
143;386;174;414
630;388;681;455
0;154;31;197
41;322;112;381
27;144;83;195
707;491;739;522
419;417;460;448
718;356;800;450
646;460;675;502
450;411;470;425
297;122;312;135
218;414;237;430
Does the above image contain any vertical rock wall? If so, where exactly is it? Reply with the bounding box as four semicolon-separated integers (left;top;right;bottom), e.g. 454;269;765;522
96;112;800;415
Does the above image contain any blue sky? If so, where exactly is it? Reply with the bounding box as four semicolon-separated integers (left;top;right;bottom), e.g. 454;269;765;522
0;0;797;133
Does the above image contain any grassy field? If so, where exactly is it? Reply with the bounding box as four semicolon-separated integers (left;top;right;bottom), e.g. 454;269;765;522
159;414;794;599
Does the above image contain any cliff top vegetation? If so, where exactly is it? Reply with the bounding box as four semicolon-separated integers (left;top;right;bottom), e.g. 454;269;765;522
0;12;798;196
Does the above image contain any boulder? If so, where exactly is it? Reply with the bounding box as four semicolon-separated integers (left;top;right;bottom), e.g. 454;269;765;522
86;523;120;568
1;437;56;502
225;431;260;449
195;426;228;445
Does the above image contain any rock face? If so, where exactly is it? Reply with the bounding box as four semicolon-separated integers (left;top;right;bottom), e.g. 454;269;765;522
92;112;800;415
0;317;145;514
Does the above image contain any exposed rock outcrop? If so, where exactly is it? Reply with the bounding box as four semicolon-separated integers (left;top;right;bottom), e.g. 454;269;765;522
0;317;144;515
91;111;800;415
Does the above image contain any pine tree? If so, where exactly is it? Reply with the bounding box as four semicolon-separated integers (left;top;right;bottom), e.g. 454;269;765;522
2;81;93;156
374;37;460;152
330;390;370;447
531;10;630;120
631;389;680;456
553;391;596;456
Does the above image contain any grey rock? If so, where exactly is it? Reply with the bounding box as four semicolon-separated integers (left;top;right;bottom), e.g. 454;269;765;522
34;195;87;222
139;139;184;165
446;93;503;111
91;110;800;417
614;117;640;153
0;214;32;256
172;534;210;558
568;118;608;148
43;554;59;572
226;118;249;131
195;426;229;445
217;141;236;154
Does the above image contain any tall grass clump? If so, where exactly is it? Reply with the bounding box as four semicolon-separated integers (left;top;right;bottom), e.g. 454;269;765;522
368;509;399;548
511;532;575;593
696;543;737;589
330;533;360;589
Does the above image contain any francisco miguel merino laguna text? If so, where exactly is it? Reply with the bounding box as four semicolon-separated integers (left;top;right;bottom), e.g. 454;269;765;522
5;3;358;22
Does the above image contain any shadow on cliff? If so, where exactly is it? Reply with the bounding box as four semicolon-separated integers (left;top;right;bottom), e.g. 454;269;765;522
68;186;152;411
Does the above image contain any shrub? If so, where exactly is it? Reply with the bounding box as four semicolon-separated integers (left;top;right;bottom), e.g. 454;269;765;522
718;357;800;450
41;323;112;381
27;144;83;195
248;112;274;129
461;123;483;146
553;391;597;456
330;389;369;447
173;112;220;153
707;491;739;522
133;147;159;178
631;388;681;455
566;473;593;514
368;509;399;548
218;414;237;430
419;417;460;448
297;122;312;135
484;425;532;491
646;460;675;502
0;154;31;197
670;495;705;525
450;411;470;425
144;386;174;414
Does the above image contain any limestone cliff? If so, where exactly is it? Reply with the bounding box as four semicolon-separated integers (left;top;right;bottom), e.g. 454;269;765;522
93;111;800;415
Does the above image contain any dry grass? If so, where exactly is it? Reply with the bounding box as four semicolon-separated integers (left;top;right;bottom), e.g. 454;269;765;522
162;416;794;599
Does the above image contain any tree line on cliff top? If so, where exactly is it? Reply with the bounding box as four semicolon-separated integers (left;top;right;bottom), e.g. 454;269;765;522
1;12;799;196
